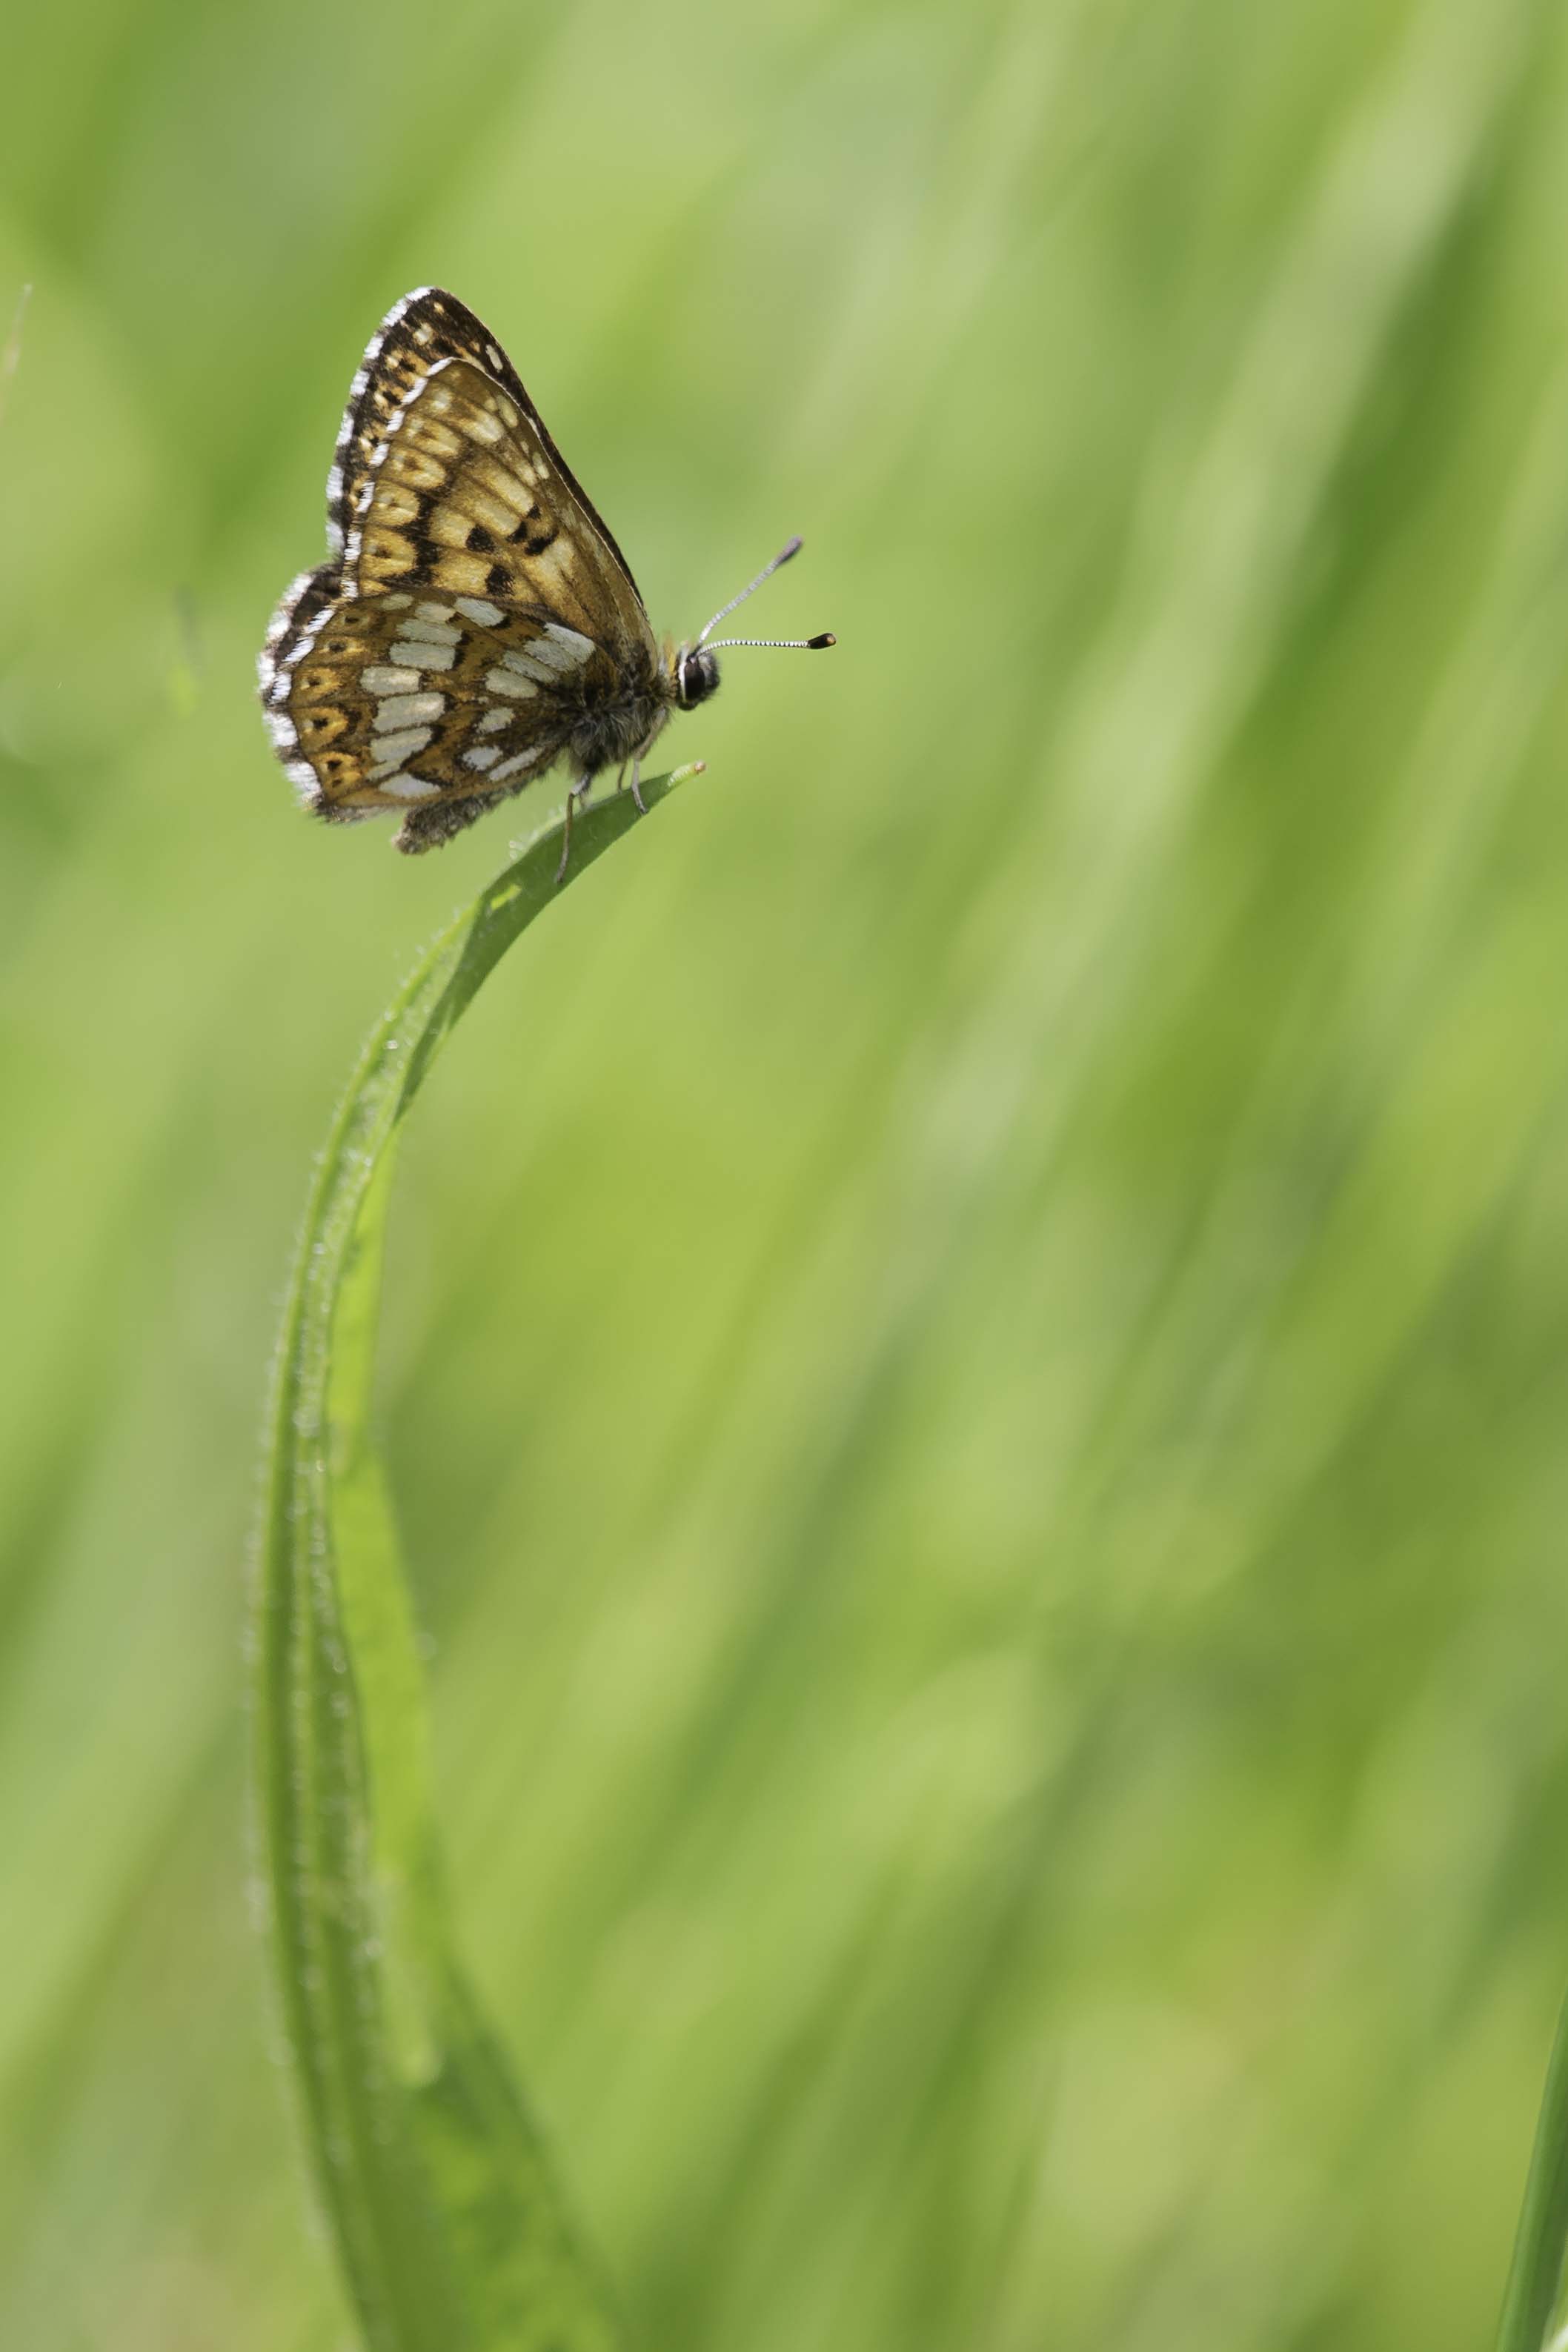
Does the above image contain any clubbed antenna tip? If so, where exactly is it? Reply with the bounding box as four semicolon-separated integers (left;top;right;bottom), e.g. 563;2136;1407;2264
698;535;815;646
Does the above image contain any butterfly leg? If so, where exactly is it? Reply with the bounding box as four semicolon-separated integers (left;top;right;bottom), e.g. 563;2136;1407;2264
630;757;646;816
554;774;596;886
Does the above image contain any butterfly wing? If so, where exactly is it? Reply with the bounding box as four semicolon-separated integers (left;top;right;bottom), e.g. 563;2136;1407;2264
330;288;651;646
259;573;631;840
343;352;655;663
262;288;673;850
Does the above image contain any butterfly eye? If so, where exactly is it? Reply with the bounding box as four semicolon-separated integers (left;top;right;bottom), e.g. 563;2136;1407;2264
678;646;721;709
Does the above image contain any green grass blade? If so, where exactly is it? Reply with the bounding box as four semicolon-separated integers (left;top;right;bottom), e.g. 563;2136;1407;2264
1498;1986;1568;2352
253;770;697;2352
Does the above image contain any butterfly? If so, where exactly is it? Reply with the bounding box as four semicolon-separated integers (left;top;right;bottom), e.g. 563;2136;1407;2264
258;287;834;861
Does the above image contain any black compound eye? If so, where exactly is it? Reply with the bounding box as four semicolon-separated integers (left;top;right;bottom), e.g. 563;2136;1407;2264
680;648;720;708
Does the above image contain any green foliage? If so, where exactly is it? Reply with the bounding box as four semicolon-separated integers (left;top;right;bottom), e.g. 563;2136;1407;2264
257;782;691;2351
5;2;1568;2349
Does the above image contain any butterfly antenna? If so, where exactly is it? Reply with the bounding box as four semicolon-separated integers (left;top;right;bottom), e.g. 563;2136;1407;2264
702;634;837;650
696;535;835;653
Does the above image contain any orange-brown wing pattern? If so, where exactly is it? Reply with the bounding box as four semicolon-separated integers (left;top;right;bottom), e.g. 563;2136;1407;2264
343;353;654;661
325;287;642;602
260;286;676;852
259;574;635;852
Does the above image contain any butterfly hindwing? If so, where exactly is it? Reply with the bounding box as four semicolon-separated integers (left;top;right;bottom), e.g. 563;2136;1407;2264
262;580;629;844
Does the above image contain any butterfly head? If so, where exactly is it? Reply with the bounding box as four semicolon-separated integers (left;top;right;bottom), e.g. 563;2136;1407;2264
674;642;722;709
674;536;834;713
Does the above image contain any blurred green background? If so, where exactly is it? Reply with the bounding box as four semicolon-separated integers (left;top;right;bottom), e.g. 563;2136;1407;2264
3;0;1568;2345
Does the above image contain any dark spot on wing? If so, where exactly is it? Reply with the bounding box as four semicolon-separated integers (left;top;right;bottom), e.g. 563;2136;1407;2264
507;507;556;555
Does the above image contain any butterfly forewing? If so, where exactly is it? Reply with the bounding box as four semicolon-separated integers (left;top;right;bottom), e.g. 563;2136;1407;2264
327;290;644;597
346;356;653;660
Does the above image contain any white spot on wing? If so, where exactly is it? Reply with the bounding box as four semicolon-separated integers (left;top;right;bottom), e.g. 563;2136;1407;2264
491;747;543;782
369;726;434;771
389;638;458;671
485;342;503;371
462;745;501;771
360;664;421;694
325;463;345;553
500;646;554;682
379;771;442;800
496;640;564;686
454;597;505;627
373;691;446;729
538;623;596;668
483;666;539;699
476;708;511;733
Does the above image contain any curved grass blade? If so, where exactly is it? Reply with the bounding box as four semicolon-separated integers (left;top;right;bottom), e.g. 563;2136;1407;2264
254;771;698;2352
1498;1984;1568;2352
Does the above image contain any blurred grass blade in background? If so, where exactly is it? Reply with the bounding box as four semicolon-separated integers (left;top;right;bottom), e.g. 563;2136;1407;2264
255;773;696;2351
0;281;30;433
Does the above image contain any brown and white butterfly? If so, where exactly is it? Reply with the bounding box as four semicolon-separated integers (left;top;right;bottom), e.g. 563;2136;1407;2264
258;286;834;858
